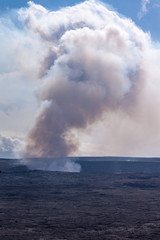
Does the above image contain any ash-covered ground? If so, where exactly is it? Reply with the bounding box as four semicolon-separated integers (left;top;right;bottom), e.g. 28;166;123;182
1;159;160;239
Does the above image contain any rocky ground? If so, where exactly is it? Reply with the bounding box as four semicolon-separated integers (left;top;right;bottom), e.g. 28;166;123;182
1;159;160;239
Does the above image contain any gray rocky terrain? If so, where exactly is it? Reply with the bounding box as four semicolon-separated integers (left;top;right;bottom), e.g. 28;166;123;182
1;159;160;239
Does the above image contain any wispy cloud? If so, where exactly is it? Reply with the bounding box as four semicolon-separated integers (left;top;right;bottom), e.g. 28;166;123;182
152;3;160;9
138;0;151;19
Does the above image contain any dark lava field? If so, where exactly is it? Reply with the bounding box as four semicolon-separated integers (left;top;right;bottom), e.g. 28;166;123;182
1;159;160;239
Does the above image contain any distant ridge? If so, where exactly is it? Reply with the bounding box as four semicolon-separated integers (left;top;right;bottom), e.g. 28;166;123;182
1;156;160;162
1;157;160;173
77;156;160;162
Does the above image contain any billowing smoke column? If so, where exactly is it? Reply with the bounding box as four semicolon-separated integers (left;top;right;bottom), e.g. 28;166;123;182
21;0;159;158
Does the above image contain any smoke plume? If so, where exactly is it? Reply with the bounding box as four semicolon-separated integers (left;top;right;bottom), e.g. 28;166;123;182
20;157;81;172
16;0;160;158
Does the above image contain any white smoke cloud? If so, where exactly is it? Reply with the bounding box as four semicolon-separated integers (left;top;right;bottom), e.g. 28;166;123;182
21;0;155;158
1;0;160;167
20;157;81;172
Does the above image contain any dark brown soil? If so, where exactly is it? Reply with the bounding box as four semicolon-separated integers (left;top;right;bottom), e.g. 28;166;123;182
1;160;160;239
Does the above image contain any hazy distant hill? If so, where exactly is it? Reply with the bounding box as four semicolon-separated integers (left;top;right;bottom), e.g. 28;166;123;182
1;157;160;173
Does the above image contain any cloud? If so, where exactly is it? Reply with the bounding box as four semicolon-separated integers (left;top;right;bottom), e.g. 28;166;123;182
0;10;49;137
138;0;151;19
17;1;160;158
1;0;160;159
142;0;150;12
0;135;24;158
138;0;160;19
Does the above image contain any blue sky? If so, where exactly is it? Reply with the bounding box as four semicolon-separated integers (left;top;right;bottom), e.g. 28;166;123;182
0;0;160;40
